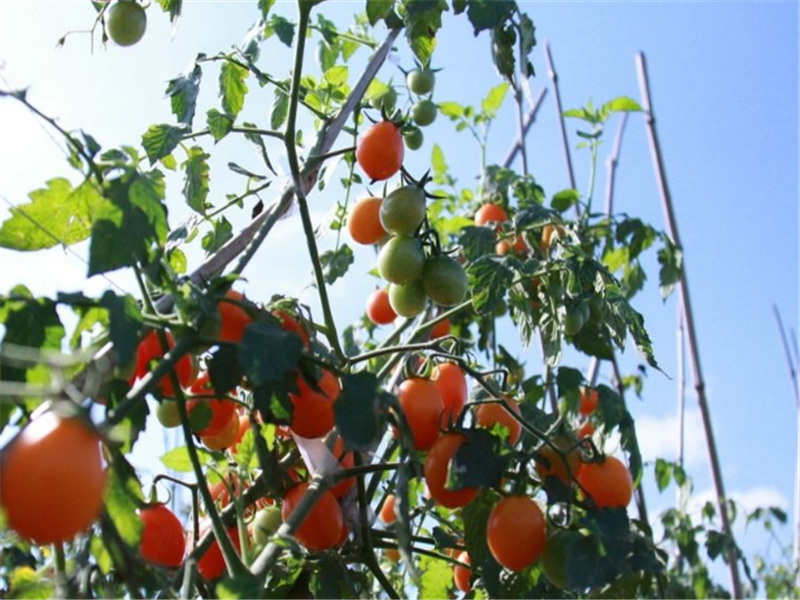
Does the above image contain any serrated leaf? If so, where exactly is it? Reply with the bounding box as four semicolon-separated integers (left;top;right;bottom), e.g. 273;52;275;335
419;555;452;599
366;0;393;25
142;123;185;165
467;255;514;314
238;322;302;386
323;65;348;87
0;179;105;252
104;465;143;547
481;82;508;116
267;14;295;47
182;146;211;215
7;567;54;600
465;0;515;33
160;446;212;472
271;87;290;130
166;58;203;127
100;291;143;367
403;0;448;65
333;372;389;451
207;109;234;142
202;216;234;255
551;188;580;213
438;101;464;119
600;96;642;120
657;240;682;299
458;226;496;261
320;245;353;285
220;61;249;118
88;171;168;276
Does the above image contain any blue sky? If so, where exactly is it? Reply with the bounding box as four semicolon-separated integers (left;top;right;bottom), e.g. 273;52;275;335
0;0;798;586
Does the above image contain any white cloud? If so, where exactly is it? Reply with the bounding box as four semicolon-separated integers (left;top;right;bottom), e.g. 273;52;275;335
634;409;708;469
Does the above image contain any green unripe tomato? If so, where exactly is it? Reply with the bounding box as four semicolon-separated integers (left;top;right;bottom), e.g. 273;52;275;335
380;186;426;236
411;100;438;127
541;530;583;590
406;68;436;96
403;127;424;151
252;506;283;546
107;0;147;47
388;281;427;318
564;306;585;336
156;400;182;429
377;235;425;285
370;86;398;113
422;255;468;306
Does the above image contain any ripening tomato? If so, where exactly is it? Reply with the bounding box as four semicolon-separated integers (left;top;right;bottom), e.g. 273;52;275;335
422;255;468;307
187;372;236;437
377;235;425;285
430;318;451;339
131;330;195;397
411;99;438;127
197;520;241;581
474;203;509;227
251;506;283;546
155;400;181;428
290;370;340;439
397;378;444;451
475;398;522;446
535;439;581;486
217;290;253;343
486;495;546;572
106;0;147;47
403;127;424;151
385;547;401;562
348;197;387;245
424;433;479;509
380;185;426;236
139;504;185;568
330;437;355;498
273;309;311;349
282;482;343;551
366;288;397;326
496;235;528;256
379;493;396;524
453;551;472;593
579;387;599;416
388;281;427;318
0;413;107;544
357;121;404;181
201;412;240;451
541;224;566;255
578;421;596;439
431;362;467;427
407;68;435;96
577;456;633;508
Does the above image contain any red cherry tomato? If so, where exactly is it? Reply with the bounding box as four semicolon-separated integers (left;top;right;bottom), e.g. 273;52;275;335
139;504;185;568
430;318;451;339
131;330;195;397
576;456;633;508
330;437;355;498
187;371;236;437
217;290;253;343
379;493;396;524
282;482;343;551
453;551;472;593
579;387;599;416
424;433;479;509
474;203;509;227
366;288;397;326
197;520;241;581
487;495;546;572
474;398;522;445
290;370;340;439
432;362;468;427
356;121;404;181
396;378;444;451
273;309;311;349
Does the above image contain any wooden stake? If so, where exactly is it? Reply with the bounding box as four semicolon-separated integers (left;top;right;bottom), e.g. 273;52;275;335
502;87;547;169
543;40;577;193
636;51;743;598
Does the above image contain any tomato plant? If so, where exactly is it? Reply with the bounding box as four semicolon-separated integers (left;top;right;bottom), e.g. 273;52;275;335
131;330;195;397
474;202;509;226
486;495;547;572
388;280;427;318
377;234;425;285
348;196;387;245
411;99;438;127
406;68;435;96
186;371;237;436
197;520;241;581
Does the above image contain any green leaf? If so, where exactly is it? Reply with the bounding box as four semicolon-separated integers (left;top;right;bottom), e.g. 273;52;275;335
403;0;448;65
657;240;682;299
202;216;234;255
271;87;290;130
207;109;235;142
89;170;168;276
238;322;303;386
465;0;515;33
142;123;185;165
7;567;54;599
481;82;509;116
490;23;516;80
165;57;203;127
100;291;143;367
599;96;642;121
366;0;393;25
310;558;360;599
430;143;448;180
217;574;262;600
220;60;249;118
458;226;496;261
654;458;672;492
258;0;276;19
160;446;212;472
452;428;509;489
182;146;212;215
104;465;143;547
463;489;500;576
242;121;277;175
438;101;464;120
418;554;452;599
467;255;514;314
323;65;348;87
334;372;389;451
551;188;580;213
0;179;105;251
155;0;182;24
320;244;354;285
267;14;295;47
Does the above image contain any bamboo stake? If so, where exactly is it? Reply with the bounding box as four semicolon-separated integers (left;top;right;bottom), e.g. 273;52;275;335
543;41;577;193
636;51;742;598
773;305;800;576
677;300;687;470
603;112;629;217
501;87;547;169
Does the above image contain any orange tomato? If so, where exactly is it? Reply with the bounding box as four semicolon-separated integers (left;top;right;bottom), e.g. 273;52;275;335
356;121;404;181
424;433;479;509
348;197;387;245
496;235;528;256
273;309;311;349
201;412;240;451
396;378;444;451
0;413;106;544
475;398;522;445
577;456;633;508
453;551;472;593
579;387;599;416
366;288;397;326
217;290;253;343
131;330;195;397
540;224;566;255
535;439;581;486
431;362;468;427
187;371;236;437
282;482;343;551
474;203;509;226
289;370;340;439
430;318;451;339
578;421;596;439
379;493;396;524
139;504;185;568
486;495;546;572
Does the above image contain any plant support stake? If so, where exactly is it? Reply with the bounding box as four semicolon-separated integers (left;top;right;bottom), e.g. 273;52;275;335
636;51;742;599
